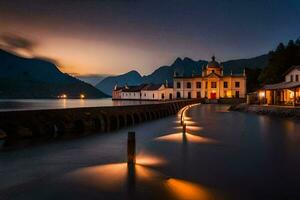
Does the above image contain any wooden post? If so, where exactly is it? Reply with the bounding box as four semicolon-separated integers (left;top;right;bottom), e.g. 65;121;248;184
294;89;296;107
127;131;136;165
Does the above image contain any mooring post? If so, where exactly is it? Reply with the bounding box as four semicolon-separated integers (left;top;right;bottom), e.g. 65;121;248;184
183;123;186;135
127;131;136;165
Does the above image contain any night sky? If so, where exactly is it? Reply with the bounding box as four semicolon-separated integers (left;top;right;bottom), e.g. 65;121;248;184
0;0;299;75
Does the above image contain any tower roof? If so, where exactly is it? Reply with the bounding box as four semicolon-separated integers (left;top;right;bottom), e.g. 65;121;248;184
207;55;220;68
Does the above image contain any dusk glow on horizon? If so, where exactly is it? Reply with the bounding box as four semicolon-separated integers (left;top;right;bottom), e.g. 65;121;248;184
0;0;299;75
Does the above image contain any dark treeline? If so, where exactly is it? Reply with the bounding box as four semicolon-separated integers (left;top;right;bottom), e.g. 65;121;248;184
246;38;300;92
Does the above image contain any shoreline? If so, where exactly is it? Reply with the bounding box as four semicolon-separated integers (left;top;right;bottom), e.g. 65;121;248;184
229;103;300;118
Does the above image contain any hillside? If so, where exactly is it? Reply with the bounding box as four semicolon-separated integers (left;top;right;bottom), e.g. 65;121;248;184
96;55;268;95
0;49;108;98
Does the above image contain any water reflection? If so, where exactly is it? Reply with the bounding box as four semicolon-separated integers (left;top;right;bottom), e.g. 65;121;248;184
155;132;218;144
165;178;214;200
174;125;203;131
66;161;214;200
0;98;162;111
136;152;166;166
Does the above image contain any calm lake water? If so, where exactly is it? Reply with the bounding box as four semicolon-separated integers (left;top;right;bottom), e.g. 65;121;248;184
0;98;160;111
0;104;300;200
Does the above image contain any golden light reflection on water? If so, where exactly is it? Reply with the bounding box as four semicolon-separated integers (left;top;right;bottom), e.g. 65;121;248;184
155;132;218;144
66;162;165;191
68;163;127;191
174;125;203;131
136;153;166;166
164;178;213;200
183;120;197;125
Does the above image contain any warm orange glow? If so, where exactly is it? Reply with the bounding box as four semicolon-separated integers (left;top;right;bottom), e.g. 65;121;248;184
174;125;203;131
80;94;85;99
65;162;165;191
136;153;166;166
58;94;67;99
182;120;197;125
155;132;218;144
259;91;265;98
288;90;294;98
67;163;127;191
165;178;213;200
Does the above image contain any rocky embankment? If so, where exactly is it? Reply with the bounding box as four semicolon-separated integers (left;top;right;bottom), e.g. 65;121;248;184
229;103;300;118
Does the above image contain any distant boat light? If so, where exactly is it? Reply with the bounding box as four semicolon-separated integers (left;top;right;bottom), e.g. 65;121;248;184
80;94;85;99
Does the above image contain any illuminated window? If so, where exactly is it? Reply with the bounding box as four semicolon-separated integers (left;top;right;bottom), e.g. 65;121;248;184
211;82;217;88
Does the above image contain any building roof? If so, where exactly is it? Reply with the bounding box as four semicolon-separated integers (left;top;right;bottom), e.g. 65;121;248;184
142;84;162;91
204;72;221;78
174;73;245;79
207;56;221;68
122;84;147;92
283;65;300;76
262;81;300;90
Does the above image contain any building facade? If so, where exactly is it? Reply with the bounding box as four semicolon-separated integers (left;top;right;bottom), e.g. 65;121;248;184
257;66;300;106
173;56;246;99
141;84;173;100
112;83;173;100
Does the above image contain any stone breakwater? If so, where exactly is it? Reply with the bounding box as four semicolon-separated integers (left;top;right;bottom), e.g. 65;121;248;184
0;99;200;148
229;103;300;118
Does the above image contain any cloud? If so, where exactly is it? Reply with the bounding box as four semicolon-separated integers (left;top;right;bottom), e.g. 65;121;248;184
0;33;37;53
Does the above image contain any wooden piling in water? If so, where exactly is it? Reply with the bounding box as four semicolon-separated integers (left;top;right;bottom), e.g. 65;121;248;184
127;131;136;165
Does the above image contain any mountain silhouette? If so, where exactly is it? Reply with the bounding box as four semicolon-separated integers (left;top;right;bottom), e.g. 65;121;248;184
0;49;108;98
96;55;268;95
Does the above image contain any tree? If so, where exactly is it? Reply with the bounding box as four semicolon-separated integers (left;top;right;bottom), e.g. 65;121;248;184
258;39;300;84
